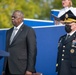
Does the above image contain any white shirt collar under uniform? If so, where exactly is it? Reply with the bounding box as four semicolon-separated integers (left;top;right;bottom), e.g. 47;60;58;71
67;31;76;36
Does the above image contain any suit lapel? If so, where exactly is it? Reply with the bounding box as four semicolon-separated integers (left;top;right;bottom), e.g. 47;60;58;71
7;28;14;45
11;24;24;44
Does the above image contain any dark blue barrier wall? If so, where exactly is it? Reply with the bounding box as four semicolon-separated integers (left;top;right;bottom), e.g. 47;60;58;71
0;26;66;75
0;30;6;75
34;26;66;75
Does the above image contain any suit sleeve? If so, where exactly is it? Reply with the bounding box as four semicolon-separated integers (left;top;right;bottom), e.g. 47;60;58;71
26;27;37;72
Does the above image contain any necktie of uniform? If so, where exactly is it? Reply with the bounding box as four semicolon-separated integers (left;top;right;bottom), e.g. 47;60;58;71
66;35;70;40
10;27;18;44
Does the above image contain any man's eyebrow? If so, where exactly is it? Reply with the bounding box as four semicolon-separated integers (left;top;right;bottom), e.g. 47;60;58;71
11;16;17;18
11;16;15;17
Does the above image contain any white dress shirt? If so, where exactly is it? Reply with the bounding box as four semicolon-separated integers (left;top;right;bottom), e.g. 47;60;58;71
10;22;23;44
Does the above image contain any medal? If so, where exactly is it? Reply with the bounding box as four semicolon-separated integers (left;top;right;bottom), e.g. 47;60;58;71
70;49;75;53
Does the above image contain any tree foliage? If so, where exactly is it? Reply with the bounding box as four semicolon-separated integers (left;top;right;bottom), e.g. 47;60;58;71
0;0;52;28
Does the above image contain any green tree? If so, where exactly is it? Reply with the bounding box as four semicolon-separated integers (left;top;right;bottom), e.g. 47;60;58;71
0;0;52;28
32;0;52;20
0;0;41;28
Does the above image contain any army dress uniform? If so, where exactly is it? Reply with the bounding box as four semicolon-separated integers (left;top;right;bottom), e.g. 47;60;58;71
56;9;76;75
56;31;76;75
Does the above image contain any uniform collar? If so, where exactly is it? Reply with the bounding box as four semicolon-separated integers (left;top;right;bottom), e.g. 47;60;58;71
67;31;76;36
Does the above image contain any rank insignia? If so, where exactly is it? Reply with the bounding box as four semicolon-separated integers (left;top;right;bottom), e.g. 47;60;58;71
70;49;75;53
65;14;68;19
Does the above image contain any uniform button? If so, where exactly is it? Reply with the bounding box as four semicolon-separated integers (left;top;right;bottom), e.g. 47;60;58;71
56;64;58;67
63;50;65;52
62;58;64;61
63;46;65;48
62;54;64;56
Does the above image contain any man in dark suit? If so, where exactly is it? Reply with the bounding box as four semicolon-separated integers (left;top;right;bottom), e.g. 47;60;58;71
2;10;37;75
56;10;76;75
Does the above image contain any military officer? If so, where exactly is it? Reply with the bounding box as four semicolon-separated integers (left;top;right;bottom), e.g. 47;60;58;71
56;10;76;75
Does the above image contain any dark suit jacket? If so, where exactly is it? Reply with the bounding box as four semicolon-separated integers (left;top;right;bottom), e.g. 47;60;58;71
56;32;76;75
4;24;37;74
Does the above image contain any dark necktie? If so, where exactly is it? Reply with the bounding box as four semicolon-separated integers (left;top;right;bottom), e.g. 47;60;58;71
65;35;70;40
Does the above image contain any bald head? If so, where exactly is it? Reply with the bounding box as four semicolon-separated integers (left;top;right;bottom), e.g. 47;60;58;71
11;10;24;26
13;10;24;19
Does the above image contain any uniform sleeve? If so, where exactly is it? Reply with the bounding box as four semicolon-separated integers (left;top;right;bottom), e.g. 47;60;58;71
56;36;63;72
